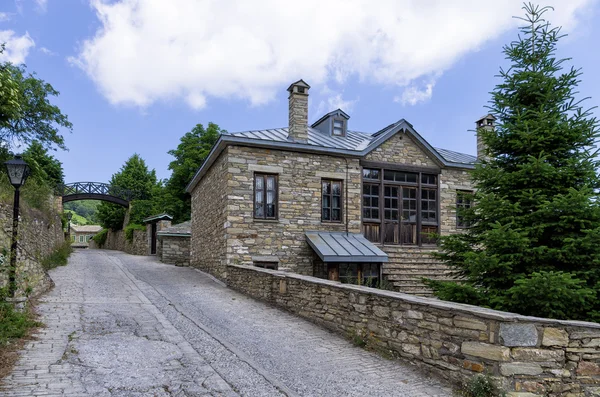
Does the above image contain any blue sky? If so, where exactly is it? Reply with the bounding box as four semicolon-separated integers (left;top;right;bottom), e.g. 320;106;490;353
1;0;599;183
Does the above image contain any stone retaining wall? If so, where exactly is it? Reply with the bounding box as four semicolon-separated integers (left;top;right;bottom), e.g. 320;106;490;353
159;235;190;266
227;264;600;396
0;201;64;297
101;229;147;256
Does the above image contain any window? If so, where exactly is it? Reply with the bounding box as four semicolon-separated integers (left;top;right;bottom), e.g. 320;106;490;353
361;167;439;245
334;263;381;286
322;179;343;222
254;261;278;270
79;235;84;243
254;173;278;219
457;190;474;228
332;118;345;136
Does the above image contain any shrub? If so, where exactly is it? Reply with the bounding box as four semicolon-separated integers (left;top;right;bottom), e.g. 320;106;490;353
455;374;506;397
0;300;40;346
124;223;145;243
41;241;72;270
92;229;108;247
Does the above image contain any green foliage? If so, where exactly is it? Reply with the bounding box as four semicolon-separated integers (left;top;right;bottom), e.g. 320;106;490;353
22;141;64;189
429;4;600;321
124;223;145;242
63;200;100;224
92;229;108;247
41;241;72;270
64;210;88;226
0;62;72;151
96;154;160;230
162;123;223;223
455;374;506;397
0;300;40;346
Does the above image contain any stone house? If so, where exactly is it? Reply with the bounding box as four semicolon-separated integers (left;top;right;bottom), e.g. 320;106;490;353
70;224;103;248
157;221;191;266
187;80;486;295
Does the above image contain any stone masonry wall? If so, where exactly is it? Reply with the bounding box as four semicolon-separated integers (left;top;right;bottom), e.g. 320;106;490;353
364;131;438;168
102;229;147;256
0;201;64;297
227;264;600;396
191;149;229;279
159;235;190;266
225;145;362;274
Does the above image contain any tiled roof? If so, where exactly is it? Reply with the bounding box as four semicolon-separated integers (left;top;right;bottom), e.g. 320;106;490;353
71;225;102;233
434;148;477;165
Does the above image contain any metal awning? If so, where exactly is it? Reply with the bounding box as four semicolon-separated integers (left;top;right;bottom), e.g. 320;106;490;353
305;232;388;263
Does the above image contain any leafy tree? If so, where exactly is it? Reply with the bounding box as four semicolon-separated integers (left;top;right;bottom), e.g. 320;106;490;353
97;154;161;230
0;62;72;151
163;122;222;223
22;141;64;189
427;4;600;321
63;200;100;224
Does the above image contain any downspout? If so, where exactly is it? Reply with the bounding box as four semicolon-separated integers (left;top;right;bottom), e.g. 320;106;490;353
344;157;349;236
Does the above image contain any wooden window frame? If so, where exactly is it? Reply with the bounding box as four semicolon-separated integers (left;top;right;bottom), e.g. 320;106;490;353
331;117;346;137
253;173;279;220
361;166;440;246
456;190;474;229
321;179;343;223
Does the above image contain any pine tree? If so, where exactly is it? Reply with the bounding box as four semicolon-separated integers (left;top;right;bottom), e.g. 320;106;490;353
428;3;600;321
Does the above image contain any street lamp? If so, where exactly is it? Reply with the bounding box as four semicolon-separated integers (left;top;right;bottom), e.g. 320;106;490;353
4;155;30;298
66;212;72;236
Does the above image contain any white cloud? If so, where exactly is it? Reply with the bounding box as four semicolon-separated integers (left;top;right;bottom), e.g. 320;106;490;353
71;0;595;110
0;30;35;64
39;46;57;56
35;0;48;12
315;86;359;116
0;12;11;22
395;81;435;106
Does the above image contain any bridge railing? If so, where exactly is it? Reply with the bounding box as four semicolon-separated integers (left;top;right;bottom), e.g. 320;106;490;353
56;182;138;202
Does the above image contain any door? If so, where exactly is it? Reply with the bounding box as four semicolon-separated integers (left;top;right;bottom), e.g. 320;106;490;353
151;223;157;255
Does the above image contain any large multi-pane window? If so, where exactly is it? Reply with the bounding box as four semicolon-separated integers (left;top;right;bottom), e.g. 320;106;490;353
362;167;439;245
254;173;278;220
322;179;343;222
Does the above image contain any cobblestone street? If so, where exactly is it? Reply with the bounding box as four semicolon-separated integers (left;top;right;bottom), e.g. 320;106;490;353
1;249;452;396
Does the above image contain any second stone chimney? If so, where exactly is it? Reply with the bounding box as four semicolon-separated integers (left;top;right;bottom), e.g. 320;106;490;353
475;114;495;160
287;79;310;143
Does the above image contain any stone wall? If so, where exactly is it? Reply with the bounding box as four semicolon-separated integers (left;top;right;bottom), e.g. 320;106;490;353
101;228;147;256
0;201;65;297
224;145;362;274
227;264;600;396
191;149;229;279
364;131;438;168
159;235;190;266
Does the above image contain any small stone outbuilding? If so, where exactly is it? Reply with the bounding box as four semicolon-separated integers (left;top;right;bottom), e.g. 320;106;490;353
157;221;191;266
143;213;173;255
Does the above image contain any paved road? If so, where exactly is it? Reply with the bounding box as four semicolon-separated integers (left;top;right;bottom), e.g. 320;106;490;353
2;249;452;396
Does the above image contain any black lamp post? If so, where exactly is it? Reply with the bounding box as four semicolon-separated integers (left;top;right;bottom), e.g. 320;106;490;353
4;155;30;298
66;212;72;236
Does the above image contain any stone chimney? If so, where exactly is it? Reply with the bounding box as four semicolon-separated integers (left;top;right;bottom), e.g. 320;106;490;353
475;114;495;160
287;80;310;143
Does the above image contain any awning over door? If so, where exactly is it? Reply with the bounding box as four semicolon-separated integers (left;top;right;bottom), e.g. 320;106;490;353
306;232;388;263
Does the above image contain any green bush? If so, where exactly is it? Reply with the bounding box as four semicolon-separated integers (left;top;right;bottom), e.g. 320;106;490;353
455;374;506;397
0;300;40;346
41;241;72;270
124;223;145;242
92;229;108;247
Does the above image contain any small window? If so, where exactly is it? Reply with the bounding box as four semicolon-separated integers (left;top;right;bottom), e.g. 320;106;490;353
362;184;380;220
487;119;494;126
336;263;381;286
297;87;305;94
254;261;278;270
457;190;474;228
362;168;380;180
421;174;437;185
332;118;345;136
383;170;417;183
322;179;343;222
79;235;84;243
254;173;278;220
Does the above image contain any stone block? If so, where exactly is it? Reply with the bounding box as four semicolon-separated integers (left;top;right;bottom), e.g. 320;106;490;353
454;316;488;331
542;328;569;347
499;323;538;347
500;362;543;376
406;310;423;320
511;348;564;362
577;361;600;376
461;342;510;362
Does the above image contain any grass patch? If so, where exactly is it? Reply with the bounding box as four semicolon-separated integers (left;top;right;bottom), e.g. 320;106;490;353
41;241;73;270
124;223;145;243
92;229;107;247
455;374;506;397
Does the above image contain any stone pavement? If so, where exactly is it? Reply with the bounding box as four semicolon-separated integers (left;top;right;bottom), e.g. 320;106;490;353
1;249;452;396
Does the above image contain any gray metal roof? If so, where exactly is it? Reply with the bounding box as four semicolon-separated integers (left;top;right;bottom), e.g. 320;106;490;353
306;232;388;263
187;119;476;192
143;213;173;223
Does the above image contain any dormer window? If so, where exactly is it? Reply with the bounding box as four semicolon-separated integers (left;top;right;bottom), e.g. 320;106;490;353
332;118;345;136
